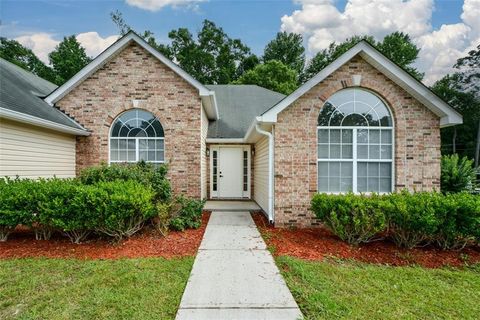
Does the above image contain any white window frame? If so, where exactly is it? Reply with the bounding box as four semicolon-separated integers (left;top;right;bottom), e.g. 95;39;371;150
108;109;165;165
317;126;395;194
109;137;165;164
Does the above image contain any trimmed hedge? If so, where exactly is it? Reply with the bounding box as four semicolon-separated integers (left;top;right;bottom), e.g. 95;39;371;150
311;193;386;245
0;163;205;243
0;178;155;242
311;191;480;249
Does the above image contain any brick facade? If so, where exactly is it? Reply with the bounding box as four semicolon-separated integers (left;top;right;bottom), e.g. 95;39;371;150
274;55;441;227
55;42;203;198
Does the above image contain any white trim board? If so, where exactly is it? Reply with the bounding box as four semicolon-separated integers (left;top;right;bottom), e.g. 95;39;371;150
0;107;90;136
44;31;219;120
259;41;462;128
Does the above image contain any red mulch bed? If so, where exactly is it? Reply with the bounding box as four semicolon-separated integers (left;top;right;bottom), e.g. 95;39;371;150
0;212;210;260
252;212;480;268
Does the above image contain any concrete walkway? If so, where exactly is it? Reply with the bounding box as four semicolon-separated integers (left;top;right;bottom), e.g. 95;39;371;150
176;211;303;320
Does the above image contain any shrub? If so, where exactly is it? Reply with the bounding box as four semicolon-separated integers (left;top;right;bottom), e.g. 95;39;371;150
311;193;387;245
79;162;171;202
435;193;480;249
154;202;173;237
94;180;156;241
382;191;443;248
169;196;205;231
0;178;40;240
441;154;476;193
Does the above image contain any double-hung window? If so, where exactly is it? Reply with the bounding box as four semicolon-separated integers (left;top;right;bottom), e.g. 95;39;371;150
317;88;393;193
110;109;165;164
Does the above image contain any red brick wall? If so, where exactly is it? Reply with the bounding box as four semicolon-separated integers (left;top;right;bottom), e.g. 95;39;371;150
55;42;203;198
274;55;441;227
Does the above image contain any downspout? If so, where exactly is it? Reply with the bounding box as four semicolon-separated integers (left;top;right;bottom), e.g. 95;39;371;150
255;124;275;224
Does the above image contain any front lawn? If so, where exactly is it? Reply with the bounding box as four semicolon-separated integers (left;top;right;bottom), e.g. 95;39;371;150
277;256;480;320
0;257;193;319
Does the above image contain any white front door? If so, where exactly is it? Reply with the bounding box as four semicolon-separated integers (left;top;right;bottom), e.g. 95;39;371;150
218;147;244;198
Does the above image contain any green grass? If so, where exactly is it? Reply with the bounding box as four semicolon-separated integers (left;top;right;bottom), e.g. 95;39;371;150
277;256;480;320
0;257;194;320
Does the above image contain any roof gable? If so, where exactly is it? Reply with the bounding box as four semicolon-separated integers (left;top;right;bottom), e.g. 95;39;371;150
260;41;462;128
44;31;218;120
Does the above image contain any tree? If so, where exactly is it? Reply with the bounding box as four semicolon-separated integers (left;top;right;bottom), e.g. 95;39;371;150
302;35;374;83
49;36;91;85
432;74;480;163
167;20;251;84
263;31;305;76
452;44;480;166
302;32;423;83
0;37;57;84
377;32;423;80
234;60;298;95
111;13;251;84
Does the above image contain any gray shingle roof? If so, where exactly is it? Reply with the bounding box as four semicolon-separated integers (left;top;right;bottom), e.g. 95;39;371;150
0;58;85;130
206;85;285;138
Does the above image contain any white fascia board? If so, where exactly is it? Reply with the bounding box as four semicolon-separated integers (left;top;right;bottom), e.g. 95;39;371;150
45;32;216;116
358;46;463;127
261;41;462;128
0;107;90;136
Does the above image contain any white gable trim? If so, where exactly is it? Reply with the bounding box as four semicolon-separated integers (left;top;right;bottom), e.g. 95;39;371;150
44;31;219;120
259;41;462;128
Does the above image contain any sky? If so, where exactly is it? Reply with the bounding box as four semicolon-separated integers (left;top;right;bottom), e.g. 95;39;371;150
1;0;479;85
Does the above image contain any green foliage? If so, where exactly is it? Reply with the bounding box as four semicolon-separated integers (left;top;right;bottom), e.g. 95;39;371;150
311;193;387;245
435;192;480;249
234;60;298;95
432;76;480;161
48;35;91;85
94;181;156;241
154;202;173;237
169;196;205;231
441;154;476;193
0;37;57;83
0;177;156;243
79;162;171;202
383;191;443;248
302;32;423;83
312;191;480;249
263;31;305;76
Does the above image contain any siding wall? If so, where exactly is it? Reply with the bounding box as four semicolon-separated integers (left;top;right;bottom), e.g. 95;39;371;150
253;136;269;213
200;106;209;199
0;118;76;178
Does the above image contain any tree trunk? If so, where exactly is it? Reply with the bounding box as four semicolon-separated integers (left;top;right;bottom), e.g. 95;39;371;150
452;126;457;154
476;119;480;167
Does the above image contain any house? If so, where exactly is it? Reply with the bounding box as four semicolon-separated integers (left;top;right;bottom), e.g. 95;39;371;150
0;31;462;227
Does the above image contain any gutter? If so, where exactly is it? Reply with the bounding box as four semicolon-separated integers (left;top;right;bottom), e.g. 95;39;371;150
0;107;90;136
255;123;275;224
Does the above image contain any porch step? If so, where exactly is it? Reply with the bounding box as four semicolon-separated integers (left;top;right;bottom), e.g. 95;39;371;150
204;200;261;212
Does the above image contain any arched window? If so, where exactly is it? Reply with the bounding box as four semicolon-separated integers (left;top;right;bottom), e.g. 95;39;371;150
110;109;164;164
317;88;393;193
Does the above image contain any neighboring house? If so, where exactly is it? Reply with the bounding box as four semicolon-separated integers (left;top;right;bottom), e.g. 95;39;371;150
0;31;462;227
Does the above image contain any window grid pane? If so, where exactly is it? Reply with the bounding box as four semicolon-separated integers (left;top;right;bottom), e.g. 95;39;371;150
318;126;393;193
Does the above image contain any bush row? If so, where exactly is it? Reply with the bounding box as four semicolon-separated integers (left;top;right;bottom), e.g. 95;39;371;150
311;191;480;249
0;163;205;243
